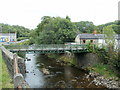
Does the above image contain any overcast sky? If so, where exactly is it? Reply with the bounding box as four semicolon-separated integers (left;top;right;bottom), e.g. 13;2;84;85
0;0;119;29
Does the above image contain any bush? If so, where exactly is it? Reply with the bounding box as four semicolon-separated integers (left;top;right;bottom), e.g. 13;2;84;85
17;37;29;41
16;40;30;45
86;43;120;77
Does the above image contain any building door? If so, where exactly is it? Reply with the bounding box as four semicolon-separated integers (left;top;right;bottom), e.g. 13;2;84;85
83;40;86;44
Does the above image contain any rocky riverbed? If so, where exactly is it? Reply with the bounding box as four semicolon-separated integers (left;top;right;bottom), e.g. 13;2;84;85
55;58;120;89
86;72;120;89
24;53;119;88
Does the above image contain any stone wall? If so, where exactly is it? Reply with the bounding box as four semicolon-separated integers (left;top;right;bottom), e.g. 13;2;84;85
1;46;26;77
0;46;29;88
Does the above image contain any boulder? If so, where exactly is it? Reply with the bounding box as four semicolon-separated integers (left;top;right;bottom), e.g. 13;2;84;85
42;68;50;75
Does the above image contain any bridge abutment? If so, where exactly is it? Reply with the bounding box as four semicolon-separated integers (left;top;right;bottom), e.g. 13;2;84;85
75;53;100;69
64;51;100;69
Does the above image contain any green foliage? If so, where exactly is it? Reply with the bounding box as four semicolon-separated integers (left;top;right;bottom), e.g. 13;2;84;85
15;40;31;45
94;46;119;76
90;63;117;78
0;50;13;88
103;25;116;46
97;20;120;34
102;25;120;74
17;37;29;41
96;48;109;64
97;48;120;76
86;43;120;76
112;24;120;34
32;16;78;44
85;44;97;53
74;21;96;33
66;16;71;21
114;52;120;72
0;23;31;38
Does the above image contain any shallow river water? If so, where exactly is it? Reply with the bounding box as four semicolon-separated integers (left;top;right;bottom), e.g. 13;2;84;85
23;53;104;88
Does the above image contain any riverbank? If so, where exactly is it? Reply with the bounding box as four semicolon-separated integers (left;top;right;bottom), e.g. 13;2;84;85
0;50;13;89
87;72;119;88
47;53;77;67
47;53;120;89
87;63;120;88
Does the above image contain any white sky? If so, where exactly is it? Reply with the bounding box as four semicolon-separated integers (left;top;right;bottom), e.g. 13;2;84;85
0;0;119;29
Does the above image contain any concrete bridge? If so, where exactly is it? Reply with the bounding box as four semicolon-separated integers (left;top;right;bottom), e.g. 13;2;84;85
5;44;94;53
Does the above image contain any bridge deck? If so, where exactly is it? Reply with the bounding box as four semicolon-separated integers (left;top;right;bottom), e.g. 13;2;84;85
5;44;94;53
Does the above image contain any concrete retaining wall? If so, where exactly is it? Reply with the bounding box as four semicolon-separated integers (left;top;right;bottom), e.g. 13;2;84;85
64;51;100;69
75;52;100;69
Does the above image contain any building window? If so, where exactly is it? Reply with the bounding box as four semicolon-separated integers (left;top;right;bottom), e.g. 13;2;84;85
83;40;86;43
90;40;93;43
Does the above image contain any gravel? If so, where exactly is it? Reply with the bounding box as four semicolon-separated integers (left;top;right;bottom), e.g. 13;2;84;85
87;72;120;89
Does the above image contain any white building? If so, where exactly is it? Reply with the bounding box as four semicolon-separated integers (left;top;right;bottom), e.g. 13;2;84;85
0;32;17;42
75;33;119;49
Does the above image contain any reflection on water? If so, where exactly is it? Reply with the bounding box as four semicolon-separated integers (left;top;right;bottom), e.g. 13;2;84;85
24;53;103;88
25;54;45;88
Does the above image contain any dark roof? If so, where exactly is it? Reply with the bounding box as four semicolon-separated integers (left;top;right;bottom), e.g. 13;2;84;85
78;34;119;39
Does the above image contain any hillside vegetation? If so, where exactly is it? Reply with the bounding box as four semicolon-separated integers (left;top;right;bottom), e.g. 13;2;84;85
0;23;31;41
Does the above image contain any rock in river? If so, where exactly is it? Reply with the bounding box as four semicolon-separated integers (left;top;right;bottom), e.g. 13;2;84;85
41;68;50;75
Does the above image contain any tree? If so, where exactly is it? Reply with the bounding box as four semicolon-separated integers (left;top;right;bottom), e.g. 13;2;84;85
36;16;52;33
112;24;120;34
74;21;96;33
103;25;118;67
0;23;31;40
103;25;116;47
33;16;78;44
66;16;71;21
97;20;120;34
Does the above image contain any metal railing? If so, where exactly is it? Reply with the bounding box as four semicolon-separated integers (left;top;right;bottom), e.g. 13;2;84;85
5;44;88;53
5;44;86;49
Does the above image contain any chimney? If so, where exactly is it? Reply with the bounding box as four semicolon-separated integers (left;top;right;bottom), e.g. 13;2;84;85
93;30;97;35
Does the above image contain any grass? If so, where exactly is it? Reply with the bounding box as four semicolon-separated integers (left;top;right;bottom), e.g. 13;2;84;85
0;50;2;89
89;63;118;78
0;50;13;89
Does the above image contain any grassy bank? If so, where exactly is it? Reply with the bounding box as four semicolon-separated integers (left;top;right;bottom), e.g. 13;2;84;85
0;50;13;89
88;63;118;79
0;50;2;89
87;46;119;79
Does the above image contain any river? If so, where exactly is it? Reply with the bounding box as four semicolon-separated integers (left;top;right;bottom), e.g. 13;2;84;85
18;52;104;88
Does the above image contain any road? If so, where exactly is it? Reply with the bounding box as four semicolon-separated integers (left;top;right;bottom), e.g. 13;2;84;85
0;39;29;45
